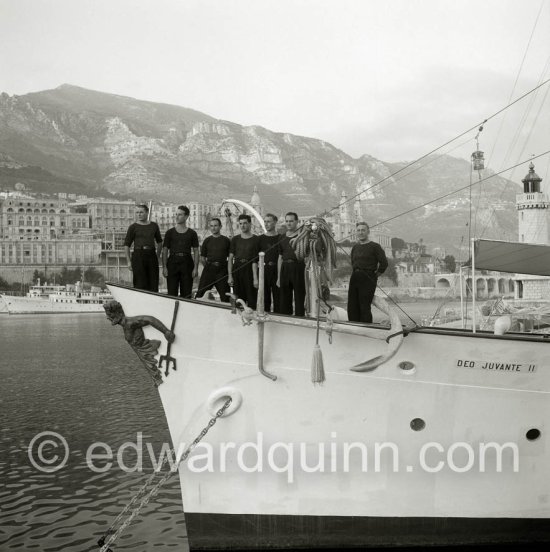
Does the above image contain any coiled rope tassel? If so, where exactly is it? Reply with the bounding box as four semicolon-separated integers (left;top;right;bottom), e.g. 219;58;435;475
311;302;325;384
310;241;325;384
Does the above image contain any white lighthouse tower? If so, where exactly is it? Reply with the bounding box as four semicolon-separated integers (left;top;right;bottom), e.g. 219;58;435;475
516;162;549;244
513;162;550;301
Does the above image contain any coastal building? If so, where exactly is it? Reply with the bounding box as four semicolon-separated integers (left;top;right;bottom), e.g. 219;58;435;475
70;198;136;278
155;203;179;234
0;195;90;240
154;202;214;234
0;236;101;266
188;202;213;233
393;243;447;289
0;193;116;283
513;162;550;300
79;198;136;232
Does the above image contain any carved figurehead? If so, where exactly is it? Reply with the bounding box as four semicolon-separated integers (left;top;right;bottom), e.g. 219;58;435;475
104;300;175;386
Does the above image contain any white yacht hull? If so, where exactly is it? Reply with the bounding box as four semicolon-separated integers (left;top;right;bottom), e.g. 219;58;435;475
107;284;550;548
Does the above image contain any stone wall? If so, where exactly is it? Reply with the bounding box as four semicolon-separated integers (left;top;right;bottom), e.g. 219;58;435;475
0;263;131;285
386;287;452;301
398;272;437;288
521;279;550;300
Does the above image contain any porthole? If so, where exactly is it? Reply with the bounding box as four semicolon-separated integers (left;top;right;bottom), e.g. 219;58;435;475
526;428;541;441
410;418;425;431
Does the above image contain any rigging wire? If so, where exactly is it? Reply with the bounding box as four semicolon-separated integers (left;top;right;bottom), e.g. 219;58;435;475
504;58;550;179
349;135;474;207
479;54;550;238
515;70;550;165
327;77;550;215
485;0;546;169
468;155;474;246
369;151;550;229
328;151;550;248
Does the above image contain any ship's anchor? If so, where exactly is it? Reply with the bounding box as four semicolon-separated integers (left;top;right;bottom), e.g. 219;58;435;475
159;301;179;376
350;295;406;372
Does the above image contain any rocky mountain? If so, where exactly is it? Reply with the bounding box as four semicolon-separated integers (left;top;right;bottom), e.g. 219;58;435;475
0;84;522;253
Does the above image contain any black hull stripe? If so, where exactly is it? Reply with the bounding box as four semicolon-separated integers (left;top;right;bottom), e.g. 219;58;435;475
185;513;550;550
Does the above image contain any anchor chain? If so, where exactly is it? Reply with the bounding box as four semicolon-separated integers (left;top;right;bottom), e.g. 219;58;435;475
97;397;232;552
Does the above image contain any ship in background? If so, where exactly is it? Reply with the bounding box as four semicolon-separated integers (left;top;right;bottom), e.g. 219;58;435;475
1;280;111;314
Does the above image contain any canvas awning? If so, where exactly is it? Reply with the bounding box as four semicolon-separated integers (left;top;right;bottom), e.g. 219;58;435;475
469;239;550;276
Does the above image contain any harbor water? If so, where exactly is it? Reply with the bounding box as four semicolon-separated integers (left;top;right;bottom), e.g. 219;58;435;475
0;300;475;551
0;313;187;552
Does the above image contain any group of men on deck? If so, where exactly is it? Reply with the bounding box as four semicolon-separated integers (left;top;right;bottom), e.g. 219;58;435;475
124;204;387;324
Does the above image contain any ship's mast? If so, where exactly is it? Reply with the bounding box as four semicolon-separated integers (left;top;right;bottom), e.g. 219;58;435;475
469;127;485;332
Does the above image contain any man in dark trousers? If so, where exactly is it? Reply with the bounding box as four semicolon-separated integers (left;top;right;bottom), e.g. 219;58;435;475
195;217;231;302
124;204;163;292
258;213;281;313
347;222;388;323
228;214;260;309
161;205;199;298
277;212;306;316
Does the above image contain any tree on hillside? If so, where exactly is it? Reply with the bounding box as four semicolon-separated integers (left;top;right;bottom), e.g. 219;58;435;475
58;266;83;285
444;255;456;273
0;275;10;290
391;237;406;258
0;276;22;292
84;266;104;285
33;269;45;283
32;269;66;284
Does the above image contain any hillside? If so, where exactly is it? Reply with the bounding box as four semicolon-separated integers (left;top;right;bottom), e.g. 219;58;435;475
0;84;521;253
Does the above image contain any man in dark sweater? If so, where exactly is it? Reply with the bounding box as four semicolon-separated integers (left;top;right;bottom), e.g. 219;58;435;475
258;213;281;313
124;204;163;292
228;214;260;309
277;212;306;316
347;222;388;323
161;205;199;298
195;217;231;302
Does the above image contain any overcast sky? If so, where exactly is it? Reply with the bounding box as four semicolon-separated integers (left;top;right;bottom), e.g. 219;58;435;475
1;0;549;177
